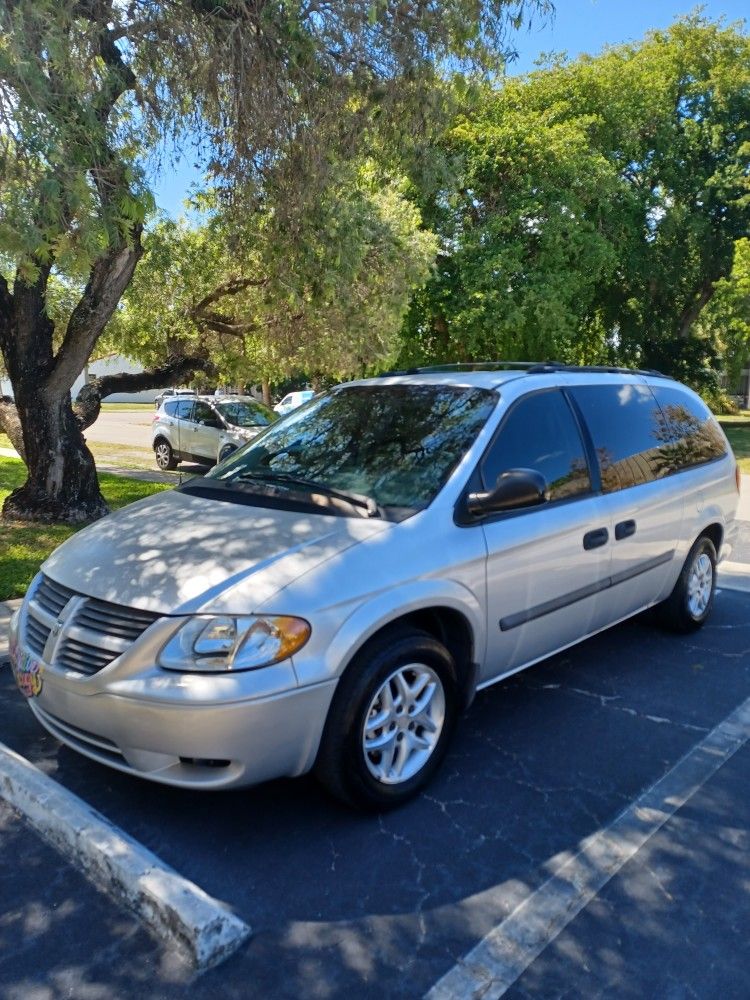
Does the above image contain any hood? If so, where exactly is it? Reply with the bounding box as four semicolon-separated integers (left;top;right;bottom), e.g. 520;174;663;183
42;488;389;615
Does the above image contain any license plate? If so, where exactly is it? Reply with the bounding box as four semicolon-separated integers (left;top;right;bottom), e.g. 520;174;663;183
9;638;44;699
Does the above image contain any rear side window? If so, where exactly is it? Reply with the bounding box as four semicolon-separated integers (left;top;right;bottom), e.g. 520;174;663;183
163;400;179;416
651;385;727;471
570;383;674;493
481;389;591;501
175;400;194;420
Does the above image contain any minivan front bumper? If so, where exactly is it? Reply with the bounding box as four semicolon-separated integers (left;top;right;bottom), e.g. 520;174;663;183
9;604;336;790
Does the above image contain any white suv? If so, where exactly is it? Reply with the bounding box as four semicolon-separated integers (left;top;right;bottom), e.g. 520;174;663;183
9;364;740;809
151;396;276;470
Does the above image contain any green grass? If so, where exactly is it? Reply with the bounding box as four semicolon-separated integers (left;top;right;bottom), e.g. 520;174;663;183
100;402;155;411
0;455;170;601
720;421;750;474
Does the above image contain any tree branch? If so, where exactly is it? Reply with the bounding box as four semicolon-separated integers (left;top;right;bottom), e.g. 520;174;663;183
192;276;269;315
48;236;144;398
73;353;218;430
676;279;716;340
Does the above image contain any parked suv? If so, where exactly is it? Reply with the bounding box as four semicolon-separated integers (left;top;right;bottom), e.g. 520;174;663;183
9;365;740;809
151;396;276;470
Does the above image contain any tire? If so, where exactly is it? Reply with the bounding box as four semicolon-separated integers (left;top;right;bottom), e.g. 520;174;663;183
315;627;460;810
218;444;236;464
656;535;717;633
154;438;178;471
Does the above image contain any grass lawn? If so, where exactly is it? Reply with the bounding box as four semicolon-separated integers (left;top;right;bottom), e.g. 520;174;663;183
720;421;750;474
100;402;155;411
0;431;156;470
0;455;170;601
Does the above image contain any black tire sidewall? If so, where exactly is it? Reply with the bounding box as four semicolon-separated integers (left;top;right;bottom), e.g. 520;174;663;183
666;535;718;631
317;629;459;810
681;537;717;625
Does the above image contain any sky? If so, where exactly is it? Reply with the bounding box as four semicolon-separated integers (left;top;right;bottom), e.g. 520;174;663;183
151;0;749;218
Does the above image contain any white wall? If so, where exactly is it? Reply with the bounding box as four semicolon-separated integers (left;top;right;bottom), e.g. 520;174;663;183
72;355;160;403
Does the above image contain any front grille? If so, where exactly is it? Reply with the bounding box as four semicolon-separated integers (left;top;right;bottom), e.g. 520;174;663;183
76;598;160;641
57;636;116;676
23;574;161;676
34;575;76;618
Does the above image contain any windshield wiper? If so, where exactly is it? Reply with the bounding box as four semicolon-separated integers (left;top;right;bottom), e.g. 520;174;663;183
236;471;384;517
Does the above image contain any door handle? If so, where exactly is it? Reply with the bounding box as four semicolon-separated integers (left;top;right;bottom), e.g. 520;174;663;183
583;527;609;550
615;519;636;540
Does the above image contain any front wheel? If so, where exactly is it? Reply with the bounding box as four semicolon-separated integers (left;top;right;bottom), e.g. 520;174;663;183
154;439;177;471
657;535;717;633
315;627;459;810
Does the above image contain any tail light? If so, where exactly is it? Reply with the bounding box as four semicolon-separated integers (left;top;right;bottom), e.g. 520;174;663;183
736;464;742;494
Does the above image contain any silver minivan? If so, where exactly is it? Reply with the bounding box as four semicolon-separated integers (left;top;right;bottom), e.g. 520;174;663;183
9;364;740;808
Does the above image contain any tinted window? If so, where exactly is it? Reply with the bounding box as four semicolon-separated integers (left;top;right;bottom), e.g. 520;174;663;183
208;384;498;511
481;390;591;501
217;400;274;427
651;385;727;471
163;400;179;416
193;401;218;425
175;400;195;420
571;383;673;493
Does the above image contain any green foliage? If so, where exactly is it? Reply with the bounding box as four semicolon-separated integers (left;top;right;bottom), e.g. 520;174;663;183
697;238;750;392
400;16;750;376
110;165;439;382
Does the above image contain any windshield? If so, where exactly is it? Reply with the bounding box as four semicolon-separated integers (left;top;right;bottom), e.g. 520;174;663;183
206;384;498;511
216;400;275;428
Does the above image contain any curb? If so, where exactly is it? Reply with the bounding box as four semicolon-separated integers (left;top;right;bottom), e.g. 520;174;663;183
0;740;251;969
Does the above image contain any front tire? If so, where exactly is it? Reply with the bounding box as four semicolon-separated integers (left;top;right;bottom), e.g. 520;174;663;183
154;439;177;471
315;627;459;810
657;535;717;633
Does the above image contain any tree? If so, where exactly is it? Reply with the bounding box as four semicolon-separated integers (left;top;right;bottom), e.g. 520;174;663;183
696;238;750;398
399;16;750;381
109;167;438;392
0;0;548;524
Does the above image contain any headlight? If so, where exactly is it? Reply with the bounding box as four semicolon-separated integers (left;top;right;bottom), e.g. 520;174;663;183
159;615;311;673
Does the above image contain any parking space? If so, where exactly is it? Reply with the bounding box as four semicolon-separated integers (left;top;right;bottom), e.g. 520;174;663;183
1;569;749;998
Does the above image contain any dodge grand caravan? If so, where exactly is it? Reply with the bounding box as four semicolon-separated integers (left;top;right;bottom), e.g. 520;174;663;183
9;364;740;809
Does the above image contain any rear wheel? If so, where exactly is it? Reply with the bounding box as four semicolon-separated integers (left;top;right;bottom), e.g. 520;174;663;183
657;535;717;633
154;439;177;471
218;444;237;464
315;627;459;810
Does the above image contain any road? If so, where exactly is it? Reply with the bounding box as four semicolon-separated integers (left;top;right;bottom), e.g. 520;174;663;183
1;522;749;998
84;407;156;447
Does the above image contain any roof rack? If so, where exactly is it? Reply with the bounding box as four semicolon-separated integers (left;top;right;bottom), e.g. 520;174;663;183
379;361;542;376
379;361;667;378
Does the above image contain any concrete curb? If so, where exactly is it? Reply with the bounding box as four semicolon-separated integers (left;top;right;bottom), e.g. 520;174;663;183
0;740;251;969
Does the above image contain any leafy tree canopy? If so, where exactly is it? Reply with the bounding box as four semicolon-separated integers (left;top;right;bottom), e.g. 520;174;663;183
0;0;548;521
105;164;438;383
400;15;750;387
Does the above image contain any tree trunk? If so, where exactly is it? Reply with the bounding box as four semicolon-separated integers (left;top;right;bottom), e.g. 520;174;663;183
262;379;272;407
4;379;107;524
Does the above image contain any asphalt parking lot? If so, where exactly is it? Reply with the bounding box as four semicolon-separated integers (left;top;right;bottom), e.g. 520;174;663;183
1;524;749;999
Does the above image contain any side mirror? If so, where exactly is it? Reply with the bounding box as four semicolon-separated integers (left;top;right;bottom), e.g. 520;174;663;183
467;468;548;516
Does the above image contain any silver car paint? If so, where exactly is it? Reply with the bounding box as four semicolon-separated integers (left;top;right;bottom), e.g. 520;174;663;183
10;370;740;789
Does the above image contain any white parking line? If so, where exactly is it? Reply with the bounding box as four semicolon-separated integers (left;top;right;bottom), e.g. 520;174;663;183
0;741;251;969
426;693;750;1000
